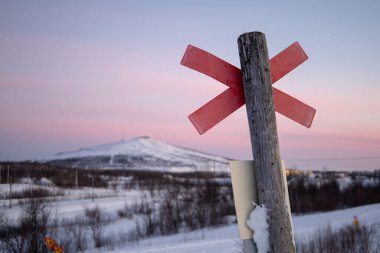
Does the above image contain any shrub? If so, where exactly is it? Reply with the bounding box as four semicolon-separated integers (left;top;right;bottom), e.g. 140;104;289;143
0;195;50;253
84;206;106;248
55;217;88;253
296;223;379;253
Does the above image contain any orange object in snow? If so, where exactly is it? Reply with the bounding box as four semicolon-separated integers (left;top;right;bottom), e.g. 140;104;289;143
354;216;360;226
44;237;56;249
54;245;64;253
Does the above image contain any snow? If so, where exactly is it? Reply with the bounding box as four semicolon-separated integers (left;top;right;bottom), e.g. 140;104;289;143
52;137;230;173
2;181;380;253
17;177;33;184
0;183;52;201
362;178;380;187
246;203;269;253
38;177;54;186
92;203;380;253
91;226;242;253
55;137;227;163
0;186;146;221
292;203;380;243
336;177;352;191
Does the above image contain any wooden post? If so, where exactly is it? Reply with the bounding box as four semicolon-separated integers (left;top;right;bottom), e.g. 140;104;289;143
7;164;10;184
92;175;94;202
237;32;295;253
75;168;78;188
9;176;12;208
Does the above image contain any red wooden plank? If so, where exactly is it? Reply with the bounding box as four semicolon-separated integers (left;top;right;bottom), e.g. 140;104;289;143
181;45;242;90
189;86;316;134
180;42;308;89
189;88;244;135
270;42;308;83
273;89;316;128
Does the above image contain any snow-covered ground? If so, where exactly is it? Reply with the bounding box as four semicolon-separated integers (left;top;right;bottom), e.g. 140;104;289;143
0;186;146;220
91;203;380;253
1;182;379;252
293;203;380;242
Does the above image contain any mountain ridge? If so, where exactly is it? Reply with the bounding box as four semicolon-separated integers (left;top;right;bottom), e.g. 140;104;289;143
51;136;230;173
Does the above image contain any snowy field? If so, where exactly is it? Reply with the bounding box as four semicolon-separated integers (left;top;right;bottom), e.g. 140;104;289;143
0;183;146;221
1;182;379;252
86;203;380;253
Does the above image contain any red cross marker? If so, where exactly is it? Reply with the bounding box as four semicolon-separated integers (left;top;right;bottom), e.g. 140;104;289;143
181;42;316;134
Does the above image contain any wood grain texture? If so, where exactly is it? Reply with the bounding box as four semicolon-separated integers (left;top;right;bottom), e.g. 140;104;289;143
237;32;295;253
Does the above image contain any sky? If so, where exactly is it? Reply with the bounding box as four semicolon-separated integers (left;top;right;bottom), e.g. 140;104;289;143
0;1;379;171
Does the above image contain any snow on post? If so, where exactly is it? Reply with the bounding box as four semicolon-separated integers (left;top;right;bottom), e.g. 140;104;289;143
246;203;269;253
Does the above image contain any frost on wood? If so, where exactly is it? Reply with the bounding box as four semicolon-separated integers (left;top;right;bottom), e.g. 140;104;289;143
246;203;269;253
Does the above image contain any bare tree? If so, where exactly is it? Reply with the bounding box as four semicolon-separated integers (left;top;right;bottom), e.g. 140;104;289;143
0;189;50;253
59;219;88;253
84;206;105;248
21;193;50;252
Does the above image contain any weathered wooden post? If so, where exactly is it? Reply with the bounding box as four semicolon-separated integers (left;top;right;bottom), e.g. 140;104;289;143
237;32;295;253
7;164;10;184
9;176;12;208
92;174;95;202
75;168;78;188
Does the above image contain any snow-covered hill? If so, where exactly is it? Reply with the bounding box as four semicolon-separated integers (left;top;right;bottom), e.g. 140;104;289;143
51;137;230;172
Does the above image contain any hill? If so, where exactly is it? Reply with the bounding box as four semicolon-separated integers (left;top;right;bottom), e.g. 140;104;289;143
50;136;230;173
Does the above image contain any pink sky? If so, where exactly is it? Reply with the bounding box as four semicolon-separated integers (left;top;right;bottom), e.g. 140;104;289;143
0;1;379;170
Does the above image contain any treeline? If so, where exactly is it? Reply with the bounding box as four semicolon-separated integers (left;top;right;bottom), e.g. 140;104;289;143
288;177;380;213
0;161;227;189
1;161;380;214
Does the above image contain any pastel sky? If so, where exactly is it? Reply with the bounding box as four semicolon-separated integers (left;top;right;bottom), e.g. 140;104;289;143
1;1;379;171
